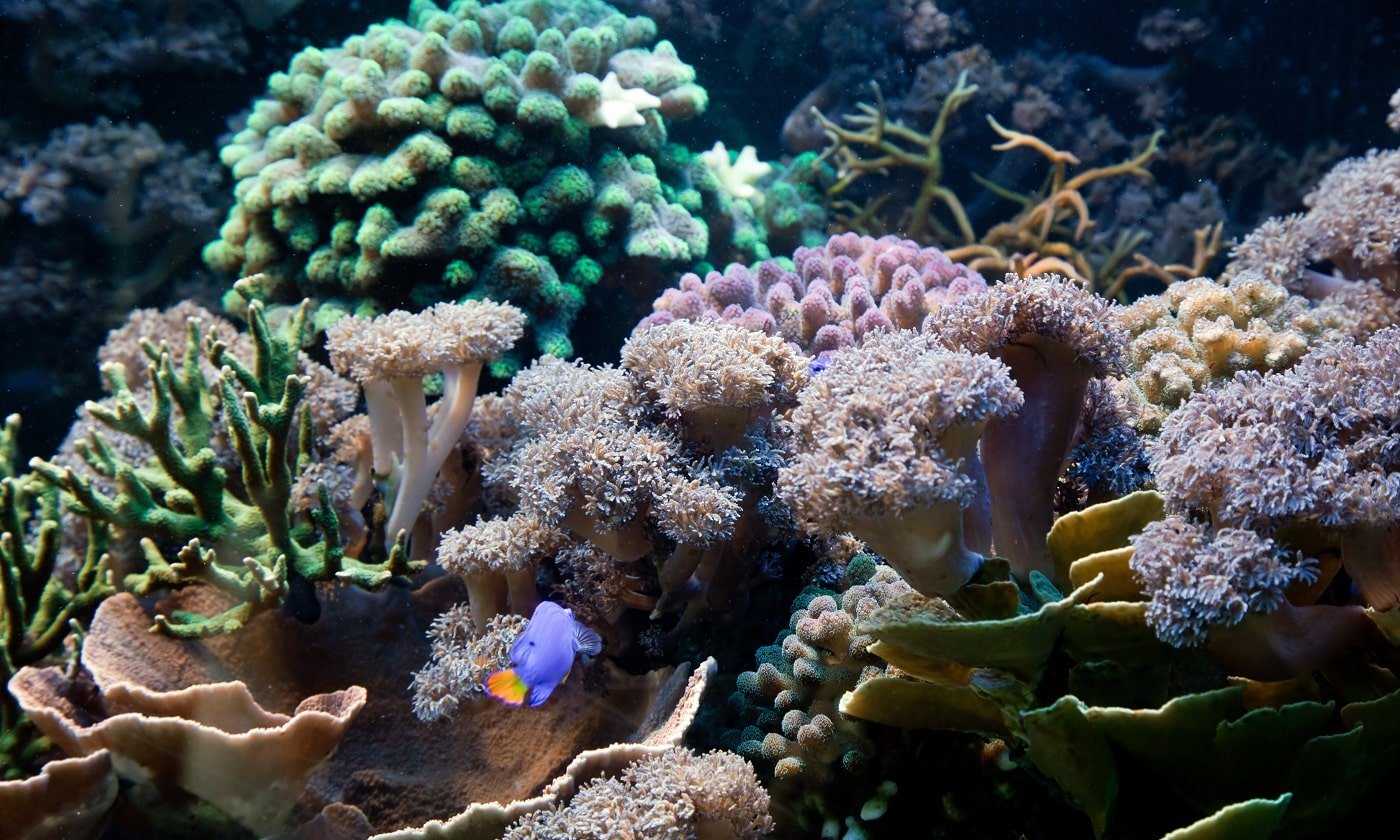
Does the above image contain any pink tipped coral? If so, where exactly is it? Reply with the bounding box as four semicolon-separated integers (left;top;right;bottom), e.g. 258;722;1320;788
636;233;986;354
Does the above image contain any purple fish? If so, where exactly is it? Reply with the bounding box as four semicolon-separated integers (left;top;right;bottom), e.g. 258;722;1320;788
485;602;602;707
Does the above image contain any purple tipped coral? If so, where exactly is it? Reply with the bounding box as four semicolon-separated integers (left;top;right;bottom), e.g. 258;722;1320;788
637;233;987;354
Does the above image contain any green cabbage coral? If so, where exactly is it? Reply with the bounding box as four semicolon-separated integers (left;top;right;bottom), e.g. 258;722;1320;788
205;0;806;374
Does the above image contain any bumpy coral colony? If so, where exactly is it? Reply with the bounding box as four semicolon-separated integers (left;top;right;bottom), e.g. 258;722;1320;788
4;1;1400;838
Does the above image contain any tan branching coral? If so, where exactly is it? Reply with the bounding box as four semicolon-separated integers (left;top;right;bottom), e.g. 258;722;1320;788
814;74;979;245
776;330;1022;595
927;273;1125;581
953;117;1163;289
325;300;525;550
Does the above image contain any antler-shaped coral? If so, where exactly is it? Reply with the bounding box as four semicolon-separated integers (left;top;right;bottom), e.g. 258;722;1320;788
30;302;415;638
814;72;980;244
949;117;1164;290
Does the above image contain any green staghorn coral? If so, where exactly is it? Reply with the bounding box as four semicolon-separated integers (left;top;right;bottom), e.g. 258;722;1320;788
2;415;114;779
29;301;418;639
205;0;819;375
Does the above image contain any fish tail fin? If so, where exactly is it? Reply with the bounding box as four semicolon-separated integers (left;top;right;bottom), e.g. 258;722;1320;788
573;623;603;658
485;669;529;706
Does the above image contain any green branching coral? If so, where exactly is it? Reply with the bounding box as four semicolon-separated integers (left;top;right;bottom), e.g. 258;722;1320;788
29;302;417;638
2;415;114;778
204;0;805;374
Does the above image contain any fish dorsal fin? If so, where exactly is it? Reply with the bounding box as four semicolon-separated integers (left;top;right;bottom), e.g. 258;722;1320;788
573;621;603;657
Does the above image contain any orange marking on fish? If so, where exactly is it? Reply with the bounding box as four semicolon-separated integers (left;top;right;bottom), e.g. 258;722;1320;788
485;668;529;706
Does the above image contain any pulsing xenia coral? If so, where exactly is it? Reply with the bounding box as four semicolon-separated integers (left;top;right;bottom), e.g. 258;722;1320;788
776;329;1023;596
1135;326;1400;655
503;746;774;838
205;0;805;373
434;318;808;633
410;603;526;721
324;298;525;552
927;273;1126;583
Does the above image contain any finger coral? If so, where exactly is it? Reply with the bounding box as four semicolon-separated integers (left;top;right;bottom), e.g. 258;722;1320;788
776;329;1023;595
637;232;987;354
203;0;801;373
727;559;910;834
29;300;410;637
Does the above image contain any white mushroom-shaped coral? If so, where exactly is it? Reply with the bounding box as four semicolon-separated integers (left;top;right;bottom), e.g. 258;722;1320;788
587;71;662;129
700;142;772;205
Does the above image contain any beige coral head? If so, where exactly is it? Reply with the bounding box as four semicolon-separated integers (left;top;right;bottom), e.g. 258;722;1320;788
778;329;1023;528
438;510;568;576
325;298;524;382
927;273;1127;377
622;318;810;412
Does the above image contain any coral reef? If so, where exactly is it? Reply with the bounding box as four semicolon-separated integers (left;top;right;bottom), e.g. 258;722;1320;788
0;119;225;451
441;316;807;630
6;3;1400;839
